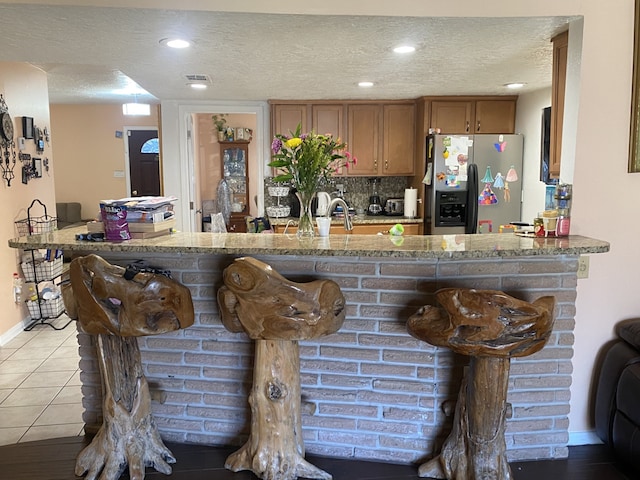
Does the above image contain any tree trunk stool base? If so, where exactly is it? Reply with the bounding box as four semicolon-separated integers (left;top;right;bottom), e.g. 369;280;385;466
408;288;555;480
218;257;346;480
64;254;194;480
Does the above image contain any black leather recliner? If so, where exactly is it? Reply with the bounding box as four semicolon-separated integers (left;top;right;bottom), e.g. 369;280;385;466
594;318;640;473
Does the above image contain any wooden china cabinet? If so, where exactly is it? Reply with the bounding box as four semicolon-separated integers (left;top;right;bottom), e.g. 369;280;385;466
219;140;250;232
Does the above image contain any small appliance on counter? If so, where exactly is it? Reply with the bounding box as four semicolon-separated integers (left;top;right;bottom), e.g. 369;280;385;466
384;198;405;216
367;177;383;216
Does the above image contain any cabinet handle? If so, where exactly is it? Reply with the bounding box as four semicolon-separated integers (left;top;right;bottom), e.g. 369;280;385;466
374;159;377;169
466;121;470;133
385;159;388;170
477;121;481;132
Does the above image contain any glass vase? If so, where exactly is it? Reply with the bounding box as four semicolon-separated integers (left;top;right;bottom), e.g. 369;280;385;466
295;191;315;239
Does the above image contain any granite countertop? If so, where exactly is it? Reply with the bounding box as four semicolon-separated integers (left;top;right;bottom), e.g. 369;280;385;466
268;215;423;226
8;226;610;259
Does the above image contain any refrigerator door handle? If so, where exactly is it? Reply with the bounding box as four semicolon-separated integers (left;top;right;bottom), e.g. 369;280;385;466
465;163;478;234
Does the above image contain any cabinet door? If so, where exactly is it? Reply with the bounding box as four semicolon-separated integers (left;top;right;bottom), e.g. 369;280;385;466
312;104;344;139
550;32;568;178
430;101;473;134
475;100;516;133
221;142;249;230
383;104;416;175
272;104;308;137
347;104;380;175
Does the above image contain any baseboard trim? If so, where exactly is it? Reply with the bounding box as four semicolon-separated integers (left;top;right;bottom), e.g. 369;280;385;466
0;319;28;346
568;430;603;446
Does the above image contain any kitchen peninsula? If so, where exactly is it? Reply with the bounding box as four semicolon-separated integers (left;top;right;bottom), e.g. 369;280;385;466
9;229;609;465
269;215;423;235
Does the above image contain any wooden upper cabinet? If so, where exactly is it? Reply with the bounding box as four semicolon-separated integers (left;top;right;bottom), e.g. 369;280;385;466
272;104;308;137
429;97;517;134
475;100;517;133
347;104;380;176
312;104;344;140
550;31;568;179
346;103;416;176
383;104;415;175
430;101;473;134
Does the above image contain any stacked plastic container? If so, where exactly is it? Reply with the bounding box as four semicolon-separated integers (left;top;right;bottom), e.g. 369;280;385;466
554;184;572;237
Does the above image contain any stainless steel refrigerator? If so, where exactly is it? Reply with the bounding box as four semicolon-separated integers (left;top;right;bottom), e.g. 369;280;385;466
424;134;524;234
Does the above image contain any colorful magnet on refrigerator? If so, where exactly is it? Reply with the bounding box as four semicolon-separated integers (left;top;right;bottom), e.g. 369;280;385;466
506;165;518;182
445;175;459;187
481;165;494;183
493;172;504;188
504;183;511;202
436;172;446;181
479;184;498;205
494;141;507;152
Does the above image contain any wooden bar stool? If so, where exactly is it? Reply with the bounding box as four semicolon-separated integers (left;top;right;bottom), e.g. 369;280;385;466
64;254;194;480
217;257;346;480
407;288;555;480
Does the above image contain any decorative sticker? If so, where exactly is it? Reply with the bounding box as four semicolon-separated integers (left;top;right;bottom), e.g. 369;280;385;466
481;165;494;183
479;184;498;205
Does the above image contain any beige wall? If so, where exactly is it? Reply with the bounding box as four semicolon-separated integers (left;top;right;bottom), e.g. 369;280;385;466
0;62;56;341
50;104;159;220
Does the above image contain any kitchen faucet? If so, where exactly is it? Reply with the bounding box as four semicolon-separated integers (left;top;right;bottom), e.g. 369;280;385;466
325;198;353;232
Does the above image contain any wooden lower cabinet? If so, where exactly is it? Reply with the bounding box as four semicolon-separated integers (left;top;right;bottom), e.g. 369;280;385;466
272;222;421;235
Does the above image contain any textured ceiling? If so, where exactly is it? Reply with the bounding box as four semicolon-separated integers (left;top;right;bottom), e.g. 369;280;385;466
0;3;575;104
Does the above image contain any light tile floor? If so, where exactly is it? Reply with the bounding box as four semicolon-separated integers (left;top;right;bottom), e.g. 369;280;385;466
0;316;84;445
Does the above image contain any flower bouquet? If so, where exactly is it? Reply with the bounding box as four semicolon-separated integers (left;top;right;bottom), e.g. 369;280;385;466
269;124;356;238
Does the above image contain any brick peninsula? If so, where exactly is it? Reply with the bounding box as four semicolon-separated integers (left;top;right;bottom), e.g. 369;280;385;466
9;228;609;464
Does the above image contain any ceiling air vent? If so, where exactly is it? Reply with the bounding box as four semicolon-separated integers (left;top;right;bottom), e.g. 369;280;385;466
184;74;212;84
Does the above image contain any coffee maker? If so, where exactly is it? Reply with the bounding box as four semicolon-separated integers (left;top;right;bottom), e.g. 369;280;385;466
367;177;383;215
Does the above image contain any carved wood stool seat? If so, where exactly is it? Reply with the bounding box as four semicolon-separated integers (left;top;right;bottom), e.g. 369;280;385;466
64;254;194;480
217;257;346;480
407;288;555;480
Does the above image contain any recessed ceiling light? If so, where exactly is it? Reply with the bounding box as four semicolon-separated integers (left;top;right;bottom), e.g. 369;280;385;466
505;82;525;89
189;83;207;90
393;45;416;54
358;81;374;88
160;38;191;49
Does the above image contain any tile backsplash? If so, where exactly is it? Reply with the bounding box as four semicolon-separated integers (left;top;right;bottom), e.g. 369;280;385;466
264;176;410;213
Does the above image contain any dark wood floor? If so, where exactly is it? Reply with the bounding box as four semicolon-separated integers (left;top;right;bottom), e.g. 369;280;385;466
0;436;634;479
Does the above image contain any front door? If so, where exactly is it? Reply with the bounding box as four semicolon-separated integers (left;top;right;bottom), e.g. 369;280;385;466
128;129;160;196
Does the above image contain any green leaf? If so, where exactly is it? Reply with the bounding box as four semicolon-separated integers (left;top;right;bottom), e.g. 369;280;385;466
268;159;289;168
272;173;293;183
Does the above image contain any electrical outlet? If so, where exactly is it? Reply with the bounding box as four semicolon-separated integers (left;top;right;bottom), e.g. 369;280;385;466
577;256;590;279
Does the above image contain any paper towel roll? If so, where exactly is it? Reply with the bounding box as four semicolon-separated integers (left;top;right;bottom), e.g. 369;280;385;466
404;188;417;218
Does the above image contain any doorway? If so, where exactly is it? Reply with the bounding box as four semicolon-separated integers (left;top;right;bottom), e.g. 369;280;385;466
125;128;161;196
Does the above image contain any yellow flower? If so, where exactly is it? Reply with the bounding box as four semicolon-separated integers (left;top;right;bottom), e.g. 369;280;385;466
285;137;302;149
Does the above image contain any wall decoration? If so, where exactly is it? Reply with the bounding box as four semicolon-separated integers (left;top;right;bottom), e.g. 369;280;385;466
630;0;640;172
22;116;33;139
34;127;44;153
33;157;42;178
0;94;17;186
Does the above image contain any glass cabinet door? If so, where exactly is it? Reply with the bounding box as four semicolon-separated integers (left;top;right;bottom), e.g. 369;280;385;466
221;144;249;215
